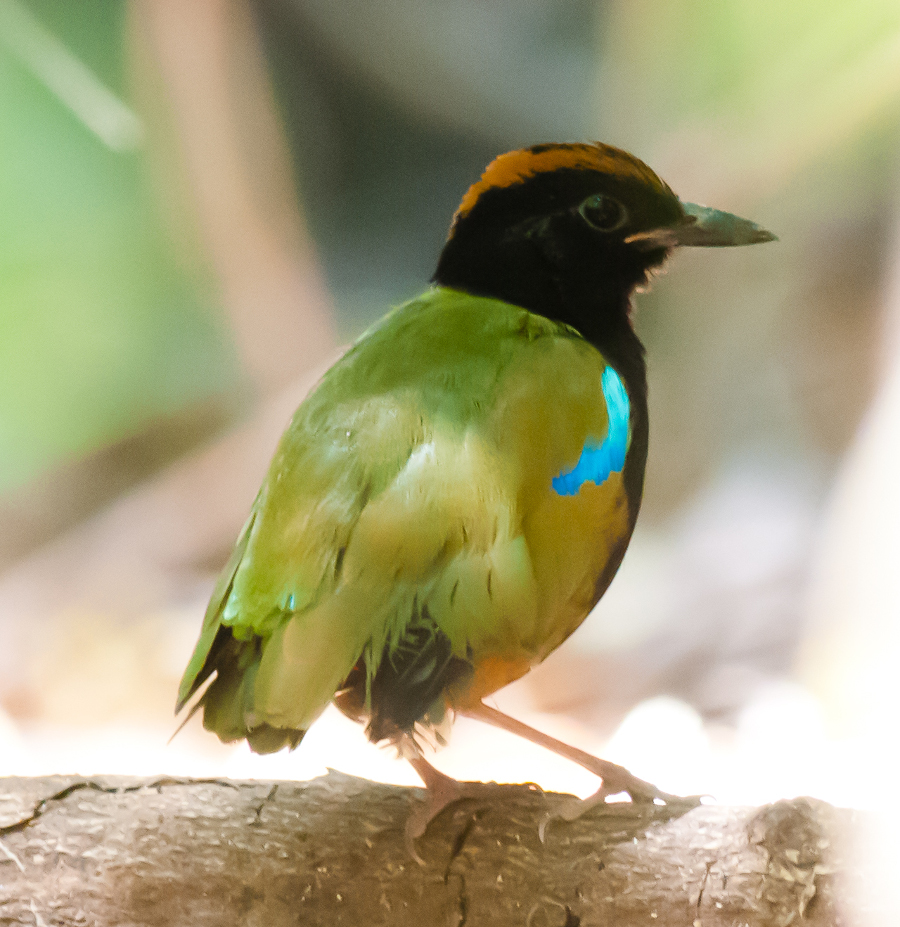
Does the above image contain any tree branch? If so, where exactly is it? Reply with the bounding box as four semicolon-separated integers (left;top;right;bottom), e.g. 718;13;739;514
0;771;865;925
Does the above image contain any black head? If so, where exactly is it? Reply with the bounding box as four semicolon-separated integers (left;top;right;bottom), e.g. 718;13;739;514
434;142;774;358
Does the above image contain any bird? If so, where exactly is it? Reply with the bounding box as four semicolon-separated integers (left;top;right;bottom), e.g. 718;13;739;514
177;141;775;836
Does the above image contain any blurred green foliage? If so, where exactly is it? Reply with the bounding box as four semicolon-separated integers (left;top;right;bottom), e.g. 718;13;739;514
600;0;900;166
0;0;235;494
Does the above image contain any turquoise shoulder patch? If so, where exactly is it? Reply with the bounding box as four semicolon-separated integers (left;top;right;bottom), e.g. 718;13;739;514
552;366;630;496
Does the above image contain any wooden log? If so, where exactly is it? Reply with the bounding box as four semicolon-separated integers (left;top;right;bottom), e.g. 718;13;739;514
0;771;867;926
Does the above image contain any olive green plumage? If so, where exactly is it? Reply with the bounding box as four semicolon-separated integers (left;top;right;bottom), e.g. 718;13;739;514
178;288;629;751
177;141;774;759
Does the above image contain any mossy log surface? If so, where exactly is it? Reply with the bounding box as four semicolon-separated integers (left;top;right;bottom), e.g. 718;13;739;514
0;771;867;926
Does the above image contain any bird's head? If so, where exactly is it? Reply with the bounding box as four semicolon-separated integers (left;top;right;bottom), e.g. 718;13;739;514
433;142;775;347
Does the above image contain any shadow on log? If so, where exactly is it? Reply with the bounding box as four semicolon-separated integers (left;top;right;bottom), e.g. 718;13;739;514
0;771;866;925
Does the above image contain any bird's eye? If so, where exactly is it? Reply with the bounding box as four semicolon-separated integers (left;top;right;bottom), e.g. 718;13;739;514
579;194;627;232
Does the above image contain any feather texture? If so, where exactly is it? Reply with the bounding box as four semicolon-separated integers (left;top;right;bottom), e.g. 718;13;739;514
178;287;637;748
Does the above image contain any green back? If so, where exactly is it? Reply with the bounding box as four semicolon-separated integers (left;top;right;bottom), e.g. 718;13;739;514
178;287;618;749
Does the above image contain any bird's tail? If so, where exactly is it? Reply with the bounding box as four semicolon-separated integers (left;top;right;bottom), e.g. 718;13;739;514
176;623;306;755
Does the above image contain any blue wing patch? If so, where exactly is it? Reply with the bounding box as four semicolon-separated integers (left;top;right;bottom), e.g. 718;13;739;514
552;366;630;496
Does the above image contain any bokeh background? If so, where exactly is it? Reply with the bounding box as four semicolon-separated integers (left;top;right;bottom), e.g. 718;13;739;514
1;0;899;898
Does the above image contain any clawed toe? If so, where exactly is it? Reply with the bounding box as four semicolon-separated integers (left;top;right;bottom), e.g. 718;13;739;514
405;777;496;863
404;744;494;862
539;775;703;841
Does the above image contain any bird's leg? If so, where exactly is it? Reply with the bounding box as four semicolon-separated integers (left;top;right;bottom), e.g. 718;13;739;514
403;738;464;838
400;734;492;860
459;700;683;807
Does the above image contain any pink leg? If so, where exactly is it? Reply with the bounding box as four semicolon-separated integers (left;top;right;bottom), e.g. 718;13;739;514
401;736;496;860
459;701;682;804
406;748;465;830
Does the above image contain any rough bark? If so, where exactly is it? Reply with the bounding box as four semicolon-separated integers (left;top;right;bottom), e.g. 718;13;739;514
0;771;870;926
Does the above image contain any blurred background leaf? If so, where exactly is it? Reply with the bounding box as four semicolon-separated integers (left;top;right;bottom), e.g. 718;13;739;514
0;0;236;494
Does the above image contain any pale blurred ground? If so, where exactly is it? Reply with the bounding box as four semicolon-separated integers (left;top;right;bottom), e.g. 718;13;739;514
2;3;900;913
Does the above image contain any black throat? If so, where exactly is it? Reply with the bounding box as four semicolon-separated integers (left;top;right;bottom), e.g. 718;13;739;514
432;190;657;398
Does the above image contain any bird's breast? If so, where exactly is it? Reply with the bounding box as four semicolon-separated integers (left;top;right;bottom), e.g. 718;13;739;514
443;362;637;707
524;465;632;652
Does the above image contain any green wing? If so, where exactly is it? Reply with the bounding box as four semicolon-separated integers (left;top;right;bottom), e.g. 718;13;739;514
177;287;613;752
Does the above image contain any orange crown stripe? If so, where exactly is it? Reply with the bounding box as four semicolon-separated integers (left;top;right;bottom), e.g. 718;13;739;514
455;142;671;220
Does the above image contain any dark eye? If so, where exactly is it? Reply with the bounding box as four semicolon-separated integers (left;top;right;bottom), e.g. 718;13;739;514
579;194;627;232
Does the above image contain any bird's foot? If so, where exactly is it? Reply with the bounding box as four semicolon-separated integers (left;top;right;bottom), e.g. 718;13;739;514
404;773;490;862
538;762;702;841
457;701;701;839
403;744;498;863
568;754;683;805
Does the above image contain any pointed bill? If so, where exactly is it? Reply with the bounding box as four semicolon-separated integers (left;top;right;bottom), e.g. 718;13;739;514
676;202;777;247
627;202;777;249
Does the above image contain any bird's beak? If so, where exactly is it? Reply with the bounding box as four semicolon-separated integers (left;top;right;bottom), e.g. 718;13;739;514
626;202;777;250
